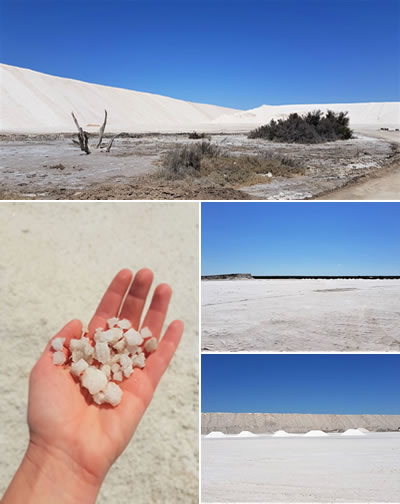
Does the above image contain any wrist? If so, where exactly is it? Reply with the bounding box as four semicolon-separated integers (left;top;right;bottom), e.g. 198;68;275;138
3;439;102;504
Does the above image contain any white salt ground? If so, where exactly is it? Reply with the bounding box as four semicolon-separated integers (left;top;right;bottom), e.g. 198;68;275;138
0;202;199;503
202;432;400;502
202;279;400;351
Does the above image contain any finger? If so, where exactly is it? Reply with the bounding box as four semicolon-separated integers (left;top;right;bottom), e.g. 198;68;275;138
119;268;154;329
144;320;184;390
88;269;133;333
140;283;172;340
41;319;83;362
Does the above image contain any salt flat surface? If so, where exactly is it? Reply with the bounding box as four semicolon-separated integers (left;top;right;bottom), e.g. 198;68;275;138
201;279;400;351
0;203;199;503
202;433;400;502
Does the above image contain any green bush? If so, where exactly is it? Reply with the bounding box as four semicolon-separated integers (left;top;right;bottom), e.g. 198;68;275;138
248;110;353;143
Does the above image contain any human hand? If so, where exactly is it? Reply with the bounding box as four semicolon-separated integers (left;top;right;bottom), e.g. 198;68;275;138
3;269;183;504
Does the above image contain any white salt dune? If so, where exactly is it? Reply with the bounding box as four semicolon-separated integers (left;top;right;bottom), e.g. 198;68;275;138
0;63;237;133
213;102;400;129
201;279;400;352
1;63;398;133
202;432;400;502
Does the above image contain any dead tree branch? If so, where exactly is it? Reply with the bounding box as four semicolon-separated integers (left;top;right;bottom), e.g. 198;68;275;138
71;111;90;154
106;133;122;153
96;109;107;148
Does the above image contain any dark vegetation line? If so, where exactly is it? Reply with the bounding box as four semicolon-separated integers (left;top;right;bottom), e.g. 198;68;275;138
202;274;400;280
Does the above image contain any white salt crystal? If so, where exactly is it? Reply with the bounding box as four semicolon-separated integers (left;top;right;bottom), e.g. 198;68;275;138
108;317;119;328
119;354;132;369
81;367;107;395
125;328;143;350
117;318;131;330
110;354;121;364
132;352;146;368
69;339;82;351
93;392;105;405
71;359;89;377
141;327;152;339
111;363;120;374
81;338;94;358
123;365;133;378
53;351;66;365
101;364;111;379
104;382;122;406
109;327;123;344
71;349;84;363
113;370;123;381
113;339;126;353
95;341;110;364
51;337;65;352
144;337;157;354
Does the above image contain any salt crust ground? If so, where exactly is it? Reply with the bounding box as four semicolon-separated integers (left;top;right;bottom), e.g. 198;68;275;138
201;433;400;502
0;202;199;503
201;279;400;352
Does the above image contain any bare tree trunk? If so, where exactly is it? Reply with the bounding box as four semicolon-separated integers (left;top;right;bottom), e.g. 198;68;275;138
106;133;122;153
71;111;90;154
96;109;107;148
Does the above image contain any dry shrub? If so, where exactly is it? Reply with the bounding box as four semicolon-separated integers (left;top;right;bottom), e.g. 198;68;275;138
158;142;304;186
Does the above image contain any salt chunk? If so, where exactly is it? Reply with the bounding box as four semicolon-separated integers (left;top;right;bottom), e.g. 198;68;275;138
113;370;123;381
111;363;120;374
120;354;132;369
127;344;140;355
101;364;111;379
141;327;152;339
125;328;143;349
71;359;89;376
93;392;105;405
144;337;157;354
117;318;131;330
81;338;94;358
71;349;84;362
53;351;66;365
69;339;82;351
51;337;65;351
107;317;119;329
95;342;110;364
110;354;121;364
109;327;123;344
123;365;133;378
132;352;146;368
113;339;126;353
104;382;122;406
81;367;107;395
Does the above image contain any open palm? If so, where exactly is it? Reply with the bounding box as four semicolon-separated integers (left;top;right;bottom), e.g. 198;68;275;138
27;268;183;486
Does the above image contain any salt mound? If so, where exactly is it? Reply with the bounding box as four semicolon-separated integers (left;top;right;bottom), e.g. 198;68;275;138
304;430;328;437
236;431;257;437
50;318;157;407
342;428;366;436
358;428;370;433
206;431;226;438
272;430;293;437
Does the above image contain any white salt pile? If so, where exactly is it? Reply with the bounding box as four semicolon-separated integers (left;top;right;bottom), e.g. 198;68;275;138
50;318;157;407
206;432;226;438
303;430;328;437
358;428;370;433
236;431;257;437
341;428;366;436
272;430;294;437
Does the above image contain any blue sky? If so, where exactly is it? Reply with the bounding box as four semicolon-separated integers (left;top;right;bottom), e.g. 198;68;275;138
202;355;400;414
201;202;400;276
1;0;399;109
